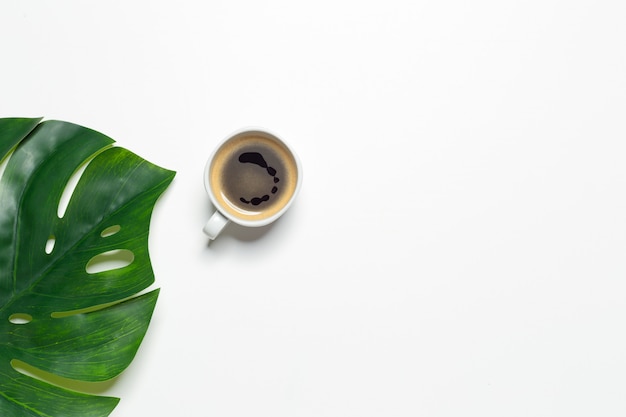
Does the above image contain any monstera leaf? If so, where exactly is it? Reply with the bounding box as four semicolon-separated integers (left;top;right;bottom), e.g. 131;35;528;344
0;118;175;416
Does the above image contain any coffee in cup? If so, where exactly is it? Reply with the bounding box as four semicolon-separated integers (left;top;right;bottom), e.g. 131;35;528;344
203;128;302;240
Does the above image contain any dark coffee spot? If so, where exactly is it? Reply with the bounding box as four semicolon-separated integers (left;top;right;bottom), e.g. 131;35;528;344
251;195;270;205
239;152;268;168
237;151;280;206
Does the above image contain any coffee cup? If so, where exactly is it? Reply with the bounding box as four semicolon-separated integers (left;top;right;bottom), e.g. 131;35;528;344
203;128;303;240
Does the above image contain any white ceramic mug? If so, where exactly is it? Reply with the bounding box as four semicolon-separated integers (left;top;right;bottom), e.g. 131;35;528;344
203;128;303;240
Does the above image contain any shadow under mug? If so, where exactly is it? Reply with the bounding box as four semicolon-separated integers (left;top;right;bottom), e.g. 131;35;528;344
203;128;303;240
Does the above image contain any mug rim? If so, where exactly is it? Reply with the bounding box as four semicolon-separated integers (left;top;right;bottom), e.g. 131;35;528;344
203;126;303;228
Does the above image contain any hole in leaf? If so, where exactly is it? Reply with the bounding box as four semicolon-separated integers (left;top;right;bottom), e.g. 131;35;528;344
9;313;32;324
57;145;113;219
86;249;134;274
45;235;56;254
57;158;92;219
100;225;121;238
0;145;17;184
12;359;117;394
51;299;120;318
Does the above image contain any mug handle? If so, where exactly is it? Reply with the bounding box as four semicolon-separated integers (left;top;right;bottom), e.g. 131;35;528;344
203;210;230;240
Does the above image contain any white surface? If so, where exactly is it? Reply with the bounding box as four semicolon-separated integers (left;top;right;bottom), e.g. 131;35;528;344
1;1;626;416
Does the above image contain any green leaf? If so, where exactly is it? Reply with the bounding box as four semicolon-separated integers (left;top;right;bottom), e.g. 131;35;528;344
0;118;175;416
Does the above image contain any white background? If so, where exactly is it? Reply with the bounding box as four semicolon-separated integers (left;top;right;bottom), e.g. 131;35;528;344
1;1;626;416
